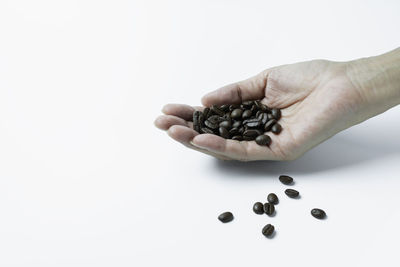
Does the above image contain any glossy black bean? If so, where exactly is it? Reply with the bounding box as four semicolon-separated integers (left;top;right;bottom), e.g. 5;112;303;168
279;175;294;185
264;119;277;132
271;123;282;134
219;120;232;129
232;120;242;128
232;135;243;141
218;212;234;223
255;135;271;146
271;108;281;120
204;120;219;130
311;208;326;219
253;202;264;215
200;127;214;134
243;129;263;137
267;193;279;205
262;224;275;237
285;189;299;198
211;105;225;116
229;127;239;136
263;203;275;215
219;127;230;139
231;109;243;119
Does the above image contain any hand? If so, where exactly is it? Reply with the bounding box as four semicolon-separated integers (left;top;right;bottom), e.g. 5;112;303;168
155;53;400;161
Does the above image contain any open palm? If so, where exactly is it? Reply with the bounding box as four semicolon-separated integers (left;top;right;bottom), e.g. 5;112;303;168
155;60;364;161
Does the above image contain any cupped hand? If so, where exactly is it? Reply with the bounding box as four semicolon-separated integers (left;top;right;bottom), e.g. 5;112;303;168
155;59;366;161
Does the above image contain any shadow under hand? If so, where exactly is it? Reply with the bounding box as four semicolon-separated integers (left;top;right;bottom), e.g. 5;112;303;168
213;130;400;176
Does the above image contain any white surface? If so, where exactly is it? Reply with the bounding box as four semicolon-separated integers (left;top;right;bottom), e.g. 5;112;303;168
0;0;400;266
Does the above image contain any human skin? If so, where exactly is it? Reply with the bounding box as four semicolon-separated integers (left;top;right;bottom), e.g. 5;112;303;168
154;48;400;161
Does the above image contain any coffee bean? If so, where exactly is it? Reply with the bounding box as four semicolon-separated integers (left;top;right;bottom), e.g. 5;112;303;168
208;115;223;124
219;127;230;139
193;111;201;132
267;113;275;120
205;120;219;130
200;127;214;134
243;135;256;141
243;129;262;138
262;224;275;237
218;212;234;223
229;127;239;136
285;189;299;198
245;119;261;128
238;127;245;135
256;110;262;119
211;105;225;116
203;107;210;119
279;175;293;185
264;119;277;132
250;104;257;114
219;104;229;112
260;113;268;125
242;100;254;107
219;120;232;129
271;123;282;134
271;108;281;120
231;108;243;119
253;202;264;215
229;104;240;111
311;208;326;219
232;135;243;141
232;120;242;128
263;203;275;215
255;135;271;146
242;109;252;119
267;193;279;204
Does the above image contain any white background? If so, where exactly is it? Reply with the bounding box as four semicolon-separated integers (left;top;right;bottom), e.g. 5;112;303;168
0;0;400;266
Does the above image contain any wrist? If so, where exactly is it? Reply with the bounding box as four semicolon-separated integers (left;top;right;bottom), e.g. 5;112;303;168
346;48;400;115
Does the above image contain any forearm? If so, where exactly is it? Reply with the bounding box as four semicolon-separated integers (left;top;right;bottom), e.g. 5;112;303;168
347;48;400;118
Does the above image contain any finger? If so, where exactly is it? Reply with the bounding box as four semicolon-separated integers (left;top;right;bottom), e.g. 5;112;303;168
162;104;204;121
201;69;271;107
167;125;232;160
191;133;280;161
154;115;189;130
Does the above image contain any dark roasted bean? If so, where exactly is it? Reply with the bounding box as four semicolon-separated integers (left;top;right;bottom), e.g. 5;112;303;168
205;120;219;130
271;108;281;120
193;111;201;132
262;224;275;237
264;119;277;132
208;115;223;124
267;193;279;204
253;202;264;215
279;175;294;185
246;120;261;128
261;113;268;125
311;208;326;219
271;123;282;134
232;135;243;141
231;109;243;119
242;100;254;107
256;110;262;119
218;212;234;223
198;113;204;126
219;127;230;139
211;105;225;116
232;120;242;128
243;135;256;141
243;129;262;137
263;203;275;215
229;104;240;111
219;104;229;111
285;189;299;198
203;107;210;119
200;127;214;134
255;135;271;146
242;109;252;119
250;104;257;114
229;127;239;136
267;113;275;120
238;127;245;135
219;120;232;129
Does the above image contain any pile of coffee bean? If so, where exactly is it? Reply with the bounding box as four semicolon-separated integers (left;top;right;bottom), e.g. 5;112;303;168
193;100;282;146
218;175;327;238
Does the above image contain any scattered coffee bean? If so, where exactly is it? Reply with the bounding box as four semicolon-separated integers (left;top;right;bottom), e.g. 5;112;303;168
279;175;294;185
218;212;234;223
253;202;264;215
262;224;275;237
267;193;279;205
311;208;326;219
264;119;276;132
285;189;299;198
263;203;275;216
271;123;282;134
255;135;271;146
